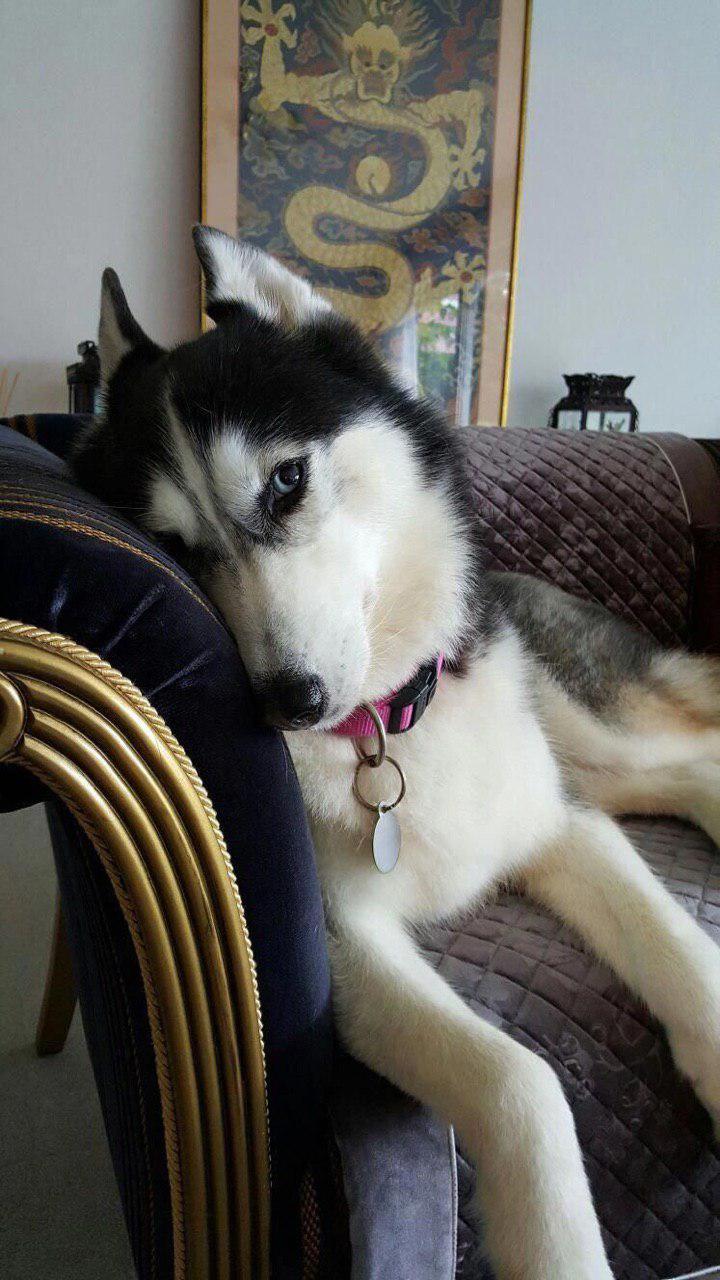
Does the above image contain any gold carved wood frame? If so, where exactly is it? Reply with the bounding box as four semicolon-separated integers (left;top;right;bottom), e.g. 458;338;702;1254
0;619;270;1280
202;0;531;426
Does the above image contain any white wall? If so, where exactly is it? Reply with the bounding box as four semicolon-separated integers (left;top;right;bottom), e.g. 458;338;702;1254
0;0;200;415
1;13;199;1269
2;1;718;430
508;0;720;437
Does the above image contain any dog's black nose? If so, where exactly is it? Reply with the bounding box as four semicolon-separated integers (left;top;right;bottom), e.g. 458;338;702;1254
262;673;327;729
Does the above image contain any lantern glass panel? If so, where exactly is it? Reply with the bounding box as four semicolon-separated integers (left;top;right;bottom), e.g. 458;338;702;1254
557;410;582;430
601;411;633;432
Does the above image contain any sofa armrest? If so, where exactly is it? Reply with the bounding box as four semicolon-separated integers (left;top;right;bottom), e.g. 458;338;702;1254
0;422;331;1277
655;435;720;653
459;427;720;653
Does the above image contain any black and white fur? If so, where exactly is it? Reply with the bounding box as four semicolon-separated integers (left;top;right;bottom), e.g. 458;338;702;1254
75;227;720;1280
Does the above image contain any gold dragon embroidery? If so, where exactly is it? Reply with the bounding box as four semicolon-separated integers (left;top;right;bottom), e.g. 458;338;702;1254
241;0;487;333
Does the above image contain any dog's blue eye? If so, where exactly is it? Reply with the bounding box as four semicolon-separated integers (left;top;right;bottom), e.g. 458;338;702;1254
271;461;303;497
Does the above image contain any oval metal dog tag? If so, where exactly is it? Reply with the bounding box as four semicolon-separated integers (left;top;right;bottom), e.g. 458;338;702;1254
372;806;401;874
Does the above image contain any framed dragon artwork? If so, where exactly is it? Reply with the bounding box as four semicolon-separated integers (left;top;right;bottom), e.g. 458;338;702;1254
202;0;531;426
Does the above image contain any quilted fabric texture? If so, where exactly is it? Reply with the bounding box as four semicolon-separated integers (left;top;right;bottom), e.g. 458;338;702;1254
458;428;694;648
424;818;720;1280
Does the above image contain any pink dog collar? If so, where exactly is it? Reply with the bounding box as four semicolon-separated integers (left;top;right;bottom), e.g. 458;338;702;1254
331;655;444;737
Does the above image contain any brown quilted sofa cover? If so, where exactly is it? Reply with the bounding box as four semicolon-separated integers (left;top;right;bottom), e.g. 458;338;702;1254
429;428;720;1280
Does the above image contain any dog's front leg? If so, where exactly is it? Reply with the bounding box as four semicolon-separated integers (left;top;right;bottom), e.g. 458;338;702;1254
523;807;720;1132
330;898;612;1280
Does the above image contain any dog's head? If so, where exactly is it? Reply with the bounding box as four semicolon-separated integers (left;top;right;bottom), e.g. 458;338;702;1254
75;228;474;729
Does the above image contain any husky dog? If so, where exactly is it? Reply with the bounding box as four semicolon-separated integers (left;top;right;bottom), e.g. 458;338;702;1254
74;227;720;1280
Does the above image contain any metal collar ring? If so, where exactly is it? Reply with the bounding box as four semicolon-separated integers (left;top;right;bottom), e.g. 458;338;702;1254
352;700;387;767
352;754;406;813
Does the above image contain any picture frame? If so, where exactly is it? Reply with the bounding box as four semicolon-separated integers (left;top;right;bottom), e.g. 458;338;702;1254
202;0;531;426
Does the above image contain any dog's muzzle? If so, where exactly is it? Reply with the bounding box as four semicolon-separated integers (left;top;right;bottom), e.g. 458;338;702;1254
260;672;328;730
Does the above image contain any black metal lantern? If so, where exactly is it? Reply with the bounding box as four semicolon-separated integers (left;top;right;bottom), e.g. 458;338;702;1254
66;340;101;415
549;374;638;433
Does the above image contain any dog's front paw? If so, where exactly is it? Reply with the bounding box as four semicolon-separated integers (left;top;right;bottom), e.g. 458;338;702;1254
669;1024;720;1137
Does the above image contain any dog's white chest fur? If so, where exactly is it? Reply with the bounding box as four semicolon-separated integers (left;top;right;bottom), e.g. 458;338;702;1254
287;632;566;923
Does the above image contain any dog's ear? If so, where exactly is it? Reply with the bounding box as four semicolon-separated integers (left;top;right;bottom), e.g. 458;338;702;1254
98;268;162;382
192;224;331;328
